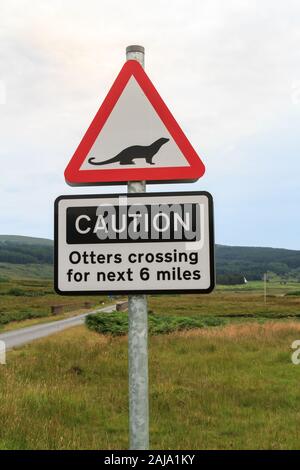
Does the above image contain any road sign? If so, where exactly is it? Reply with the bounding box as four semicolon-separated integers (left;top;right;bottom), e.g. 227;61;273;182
64;60;205;186
54;191;214;295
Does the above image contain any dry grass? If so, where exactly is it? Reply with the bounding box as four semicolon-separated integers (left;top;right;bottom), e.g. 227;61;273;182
1;307;105;333
176;320;300;340
1;320;300;449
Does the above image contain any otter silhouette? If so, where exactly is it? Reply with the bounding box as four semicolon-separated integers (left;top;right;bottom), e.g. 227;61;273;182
88;137;169;166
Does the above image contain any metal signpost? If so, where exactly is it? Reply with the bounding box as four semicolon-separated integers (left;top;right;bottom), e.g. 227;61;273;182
126;45;149;450
56;45;214;450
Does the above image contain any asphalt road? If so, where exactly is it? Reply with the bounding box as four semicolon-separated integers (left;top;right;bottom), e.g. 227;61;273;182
0;304;116;350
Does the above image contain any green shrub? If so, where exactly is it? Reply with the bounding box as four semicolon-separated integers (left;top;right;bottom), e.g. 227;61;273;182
85;312;225;336
0;309;48;325
7;287;24;296
7;288;47;297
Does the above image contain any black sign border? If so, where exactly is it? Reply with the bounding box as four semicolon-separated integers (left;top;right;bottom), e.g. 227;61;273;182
54;191;215;296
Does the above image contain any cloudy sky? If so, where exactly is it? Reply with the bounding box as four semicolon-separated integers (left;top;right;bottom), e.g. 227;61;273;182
0;0;299;249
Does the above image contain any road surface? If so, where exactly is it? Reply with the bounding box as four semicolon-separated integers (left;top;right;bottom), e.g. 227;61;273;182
0;304;116;350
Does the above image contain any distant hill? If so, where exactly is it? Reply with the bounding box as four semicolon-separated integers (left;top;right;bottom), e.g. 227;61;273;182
0;236;53;269
0;235;53;246
0;235;299;281
216;245;300;280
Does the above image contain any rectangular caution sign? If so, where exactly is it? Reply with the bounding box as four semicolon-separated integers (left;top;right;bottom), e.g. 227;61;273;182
54;191;215;295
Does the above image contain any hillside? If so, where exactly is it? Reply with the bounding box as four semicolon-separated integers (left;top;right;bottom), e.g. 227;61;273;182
0;235;299;281
0;235;53;246
0;236;54;278
0;238;53;265
216;244;300;281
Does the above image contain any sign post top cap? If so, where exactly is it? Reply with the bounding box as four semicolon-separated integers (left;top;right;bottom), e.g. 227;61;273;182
126;45;145;54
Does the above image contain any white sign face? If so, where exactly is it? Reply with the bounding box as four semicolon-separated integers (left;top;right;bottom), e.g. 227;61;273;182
80;77;189;171
54;192;215;295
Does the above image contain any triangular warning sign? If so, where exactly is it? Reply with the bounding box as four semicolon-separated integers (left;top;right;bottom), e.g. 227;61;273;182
64;60;205;185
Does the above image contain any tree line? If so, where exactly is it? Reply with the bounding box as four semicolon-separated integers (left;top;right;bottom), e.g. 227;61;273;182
0;242;53;264
1;240;299;285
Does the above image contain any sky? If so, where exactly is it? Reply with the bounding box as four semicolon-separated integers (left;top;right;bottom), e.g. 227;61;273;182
0;0;299;249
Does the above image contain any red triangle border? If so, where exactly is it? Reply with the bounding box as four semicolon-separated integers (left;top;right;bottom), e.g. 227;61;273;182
64;60;205;185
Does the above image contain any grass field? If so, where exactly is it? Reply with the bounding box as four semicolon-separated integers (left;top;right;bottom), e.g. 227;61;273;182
148;291;300;321
148;280;300;322
0;277;299;331
0;277;300;449
0;277;112;330
0;262;53;279
1;322;300;449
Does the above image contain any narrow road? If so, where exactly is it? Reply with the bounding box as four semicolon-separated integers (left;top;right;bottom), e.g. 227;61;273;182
0;304;116;350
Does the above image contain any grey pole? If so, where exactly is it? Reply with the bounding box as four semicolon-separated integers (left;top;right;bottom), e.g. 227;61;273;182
126;45;149;450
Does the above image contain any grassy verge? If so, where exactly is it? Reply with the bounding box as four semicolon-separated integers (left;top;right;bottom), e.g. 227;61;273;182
0;278;113;329
1;322;300;449
0;307;102;333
